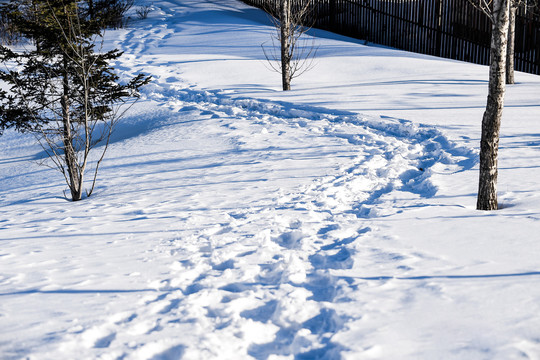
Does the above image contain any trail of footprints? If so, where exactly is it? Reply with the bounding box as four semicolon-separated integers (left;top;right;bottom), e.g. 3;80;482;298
48;97;469;359
44;9;475;355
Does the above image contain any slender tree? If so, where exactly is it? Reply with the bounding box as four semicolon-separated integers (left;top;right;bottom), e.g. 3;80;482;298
262;0;316;91
506;2;517;84
280;0;292;90
0;0;150;201
506;0;540;84
470;0;511;210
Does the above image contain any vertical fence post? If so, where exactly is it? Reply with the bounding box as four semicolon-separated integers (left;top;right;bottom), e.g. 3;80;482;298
435;0;442;57
330;0;336;32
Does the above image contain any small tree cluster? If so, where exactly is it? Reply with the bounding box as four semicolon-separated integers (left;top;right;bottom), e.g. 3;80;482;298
468;0;538;210
0;0;134;44
0;0;150;201
471;0;540;85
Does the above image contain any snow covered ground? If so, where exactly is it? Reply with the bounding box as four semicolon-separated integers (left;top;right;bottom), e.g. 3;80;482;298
1;0;540;359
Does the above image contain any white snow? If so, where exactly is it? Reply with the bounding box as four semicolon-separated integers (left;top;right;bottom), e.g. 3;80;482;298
2;0;540;359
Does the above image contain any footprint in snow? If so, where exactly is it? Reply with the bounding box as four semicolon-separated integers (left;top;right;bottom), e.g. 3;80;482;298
94;333;116;349
273;230;303;249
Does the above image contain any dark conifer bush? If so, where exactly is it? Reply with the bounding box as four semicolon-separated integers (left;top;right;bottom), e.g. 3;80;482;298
0;0;150;201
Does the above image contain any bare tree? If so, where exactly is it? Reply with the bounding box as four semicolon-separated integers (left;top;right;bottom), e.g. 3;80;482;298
506;0;539;84
469;0;511;210
262;0;317;91
506;2;518;83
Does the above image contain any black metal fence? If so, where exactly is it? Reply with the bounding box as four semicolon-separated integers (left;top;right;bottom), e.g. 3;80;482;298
241;0;540;75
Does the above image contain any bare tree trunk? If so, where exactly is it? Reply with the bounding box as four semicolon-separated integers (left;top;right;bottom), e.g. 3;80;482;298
261;0;316;90
62;57;82;201
280;0;291;91
506;3;517;84
477;0;511;210
88;0;94;18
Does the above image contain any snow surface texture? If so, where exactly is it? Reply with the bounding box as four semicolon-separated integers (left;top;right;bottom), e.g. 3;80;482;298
2;0;540;359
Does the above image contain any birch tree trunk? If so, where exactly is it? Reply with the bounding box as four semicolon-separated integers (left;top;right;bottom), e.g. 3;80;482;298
506;3;517;84
62;56;83;201
477;0;511;210
280;0;291;91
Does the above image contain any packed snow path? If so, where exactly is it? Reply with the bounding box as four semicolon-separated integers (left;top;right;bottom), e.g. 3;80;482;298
2;0;540;359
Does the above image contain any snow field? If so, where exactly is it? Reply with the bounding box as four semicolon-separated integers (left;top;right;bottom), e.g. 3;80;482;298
1;0;540;359
0;75;475;358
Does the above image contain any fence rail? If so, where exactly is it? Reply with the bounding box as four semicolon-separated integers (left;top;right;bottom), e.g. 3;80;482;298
241;0;540;75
